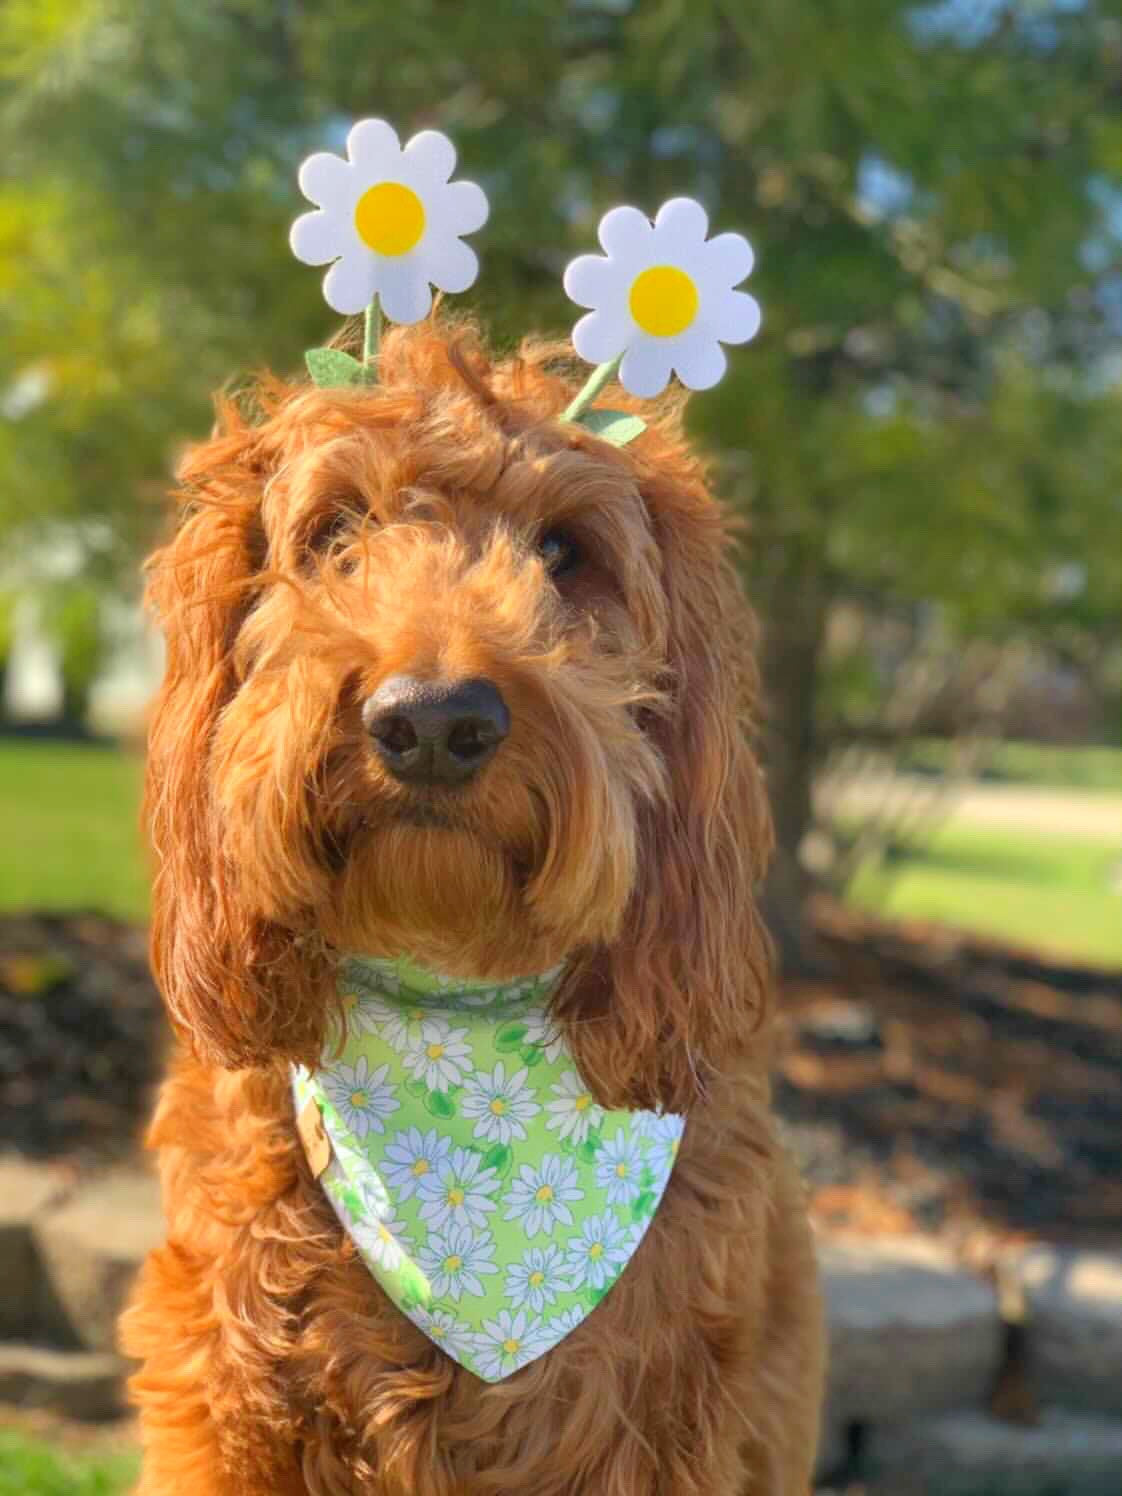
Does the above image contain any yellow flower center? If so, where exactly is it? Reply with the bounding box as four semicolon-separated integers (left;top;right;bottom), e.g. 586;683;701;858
628;264;699;338
447;1186;465;1206
354;181;426;256
615;1163;628;1178
409;1007;425;1022
573;1094;592;1112
349;1090;367;1109
502;1338;520;1355
529;1271;545;1288
378;1225;392;1243
588;1241;604;1260
490;1098;507;1115
535;1184;554;1203
430;1323;446;1338
426;1042;445;1060
411;1158;430;1177
444;1254;462;1272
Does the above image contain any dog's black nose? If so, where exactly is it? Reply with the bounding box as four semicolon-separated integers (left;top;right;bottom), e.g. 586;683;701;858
362;675;510;787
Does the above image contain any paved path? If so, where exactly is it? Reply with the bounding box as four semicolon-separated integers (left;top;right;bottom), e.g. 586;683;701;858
818;776;1122;842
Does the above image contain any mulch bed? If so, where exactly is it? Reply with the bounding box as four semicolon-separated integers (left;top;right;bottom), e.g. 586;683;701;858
2;905;1120;1247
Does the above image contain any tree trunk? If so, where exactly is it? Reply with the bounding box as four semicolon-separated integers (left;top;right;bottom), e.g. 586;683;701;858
754;554;832;977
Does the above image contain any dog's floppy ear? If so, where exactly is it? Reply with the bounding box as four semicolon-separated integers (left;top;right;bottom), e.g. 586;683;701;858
562;471;774;1114
144;398;330;1069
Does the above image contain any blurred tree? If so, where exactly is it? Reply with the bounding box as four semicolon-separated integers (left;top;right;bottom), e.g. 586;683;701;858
2;0;1120;963
41;584;107;727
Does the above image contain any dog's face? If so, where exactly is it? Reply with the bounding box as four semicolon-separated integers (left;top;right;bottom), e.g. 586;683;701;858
147;323;772;1109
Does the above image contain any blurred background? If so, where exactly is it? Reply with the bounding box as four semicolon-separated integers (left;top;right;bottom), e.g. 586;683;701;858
0;1;1119;1491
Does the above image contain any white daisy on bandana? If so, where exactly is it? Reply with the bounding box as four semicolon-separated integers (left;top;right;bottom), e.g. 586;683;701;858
339;987;397;1040
548;1303;587;1338
408;1305;477;1364
381;1126;453;1203
374;1003;430;1054
594;1127;645;1206
503;1153;584;1238
518;1008;566;1065
470;1309;554;1381
417;1223;498;1301
290;118;489;321
562;1211;632;1292
403;1018;473;1092
544;1070;604;1146
321;1056;400;1139
647;1113;686;1181
416;1145;501;1231
460;1062;541;1145
504;1243;571;1314
351;1210;412;1273
563;197;760;398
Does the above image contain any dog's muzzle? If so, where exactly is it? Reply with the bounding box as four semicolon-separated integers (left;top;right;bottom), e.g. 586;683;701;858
362;675;510;787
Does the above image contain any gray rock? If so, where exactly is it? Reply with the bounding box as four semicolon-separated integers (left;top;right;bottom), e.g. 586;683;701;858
0;1157;73;1341
0;1343;126;1422
33;1168;164;1353
820;1235;1001;1425
867;1409;1122;1496
1008;1246;1122;1417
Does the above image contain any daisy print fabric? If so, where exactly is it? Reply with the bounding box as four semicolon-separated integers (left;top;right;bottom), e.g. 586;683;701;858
563;196;761;398
292;954;685;1382
290;118;489;321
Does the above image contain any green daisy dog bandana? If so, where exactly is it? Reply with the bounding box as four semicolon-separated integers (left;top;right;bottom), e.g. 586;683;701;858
292;955;685;1383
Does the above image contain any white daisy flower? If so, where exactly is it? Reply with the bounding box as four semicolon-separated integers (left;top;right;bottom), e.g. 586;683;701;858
595;1127;645;1206
503;1153;584;1238
339;987;396;1039
563;197;760;398
382;1126;453;1203
417;1145;500;1231
321;1056;400;1138
352;1210;412;1273
519;1008;566;1065
417;1223;498;1301
376;1002;431;1054
290;118;489;321
460;1062;541;1145
470;1309;553;1380
403;1019;473;1092
647;1114;686;1179
562;1210;632;1292
504;1244;571;1314
544;1070;604;1147
549;1303;587;1338
408;1305;476;1363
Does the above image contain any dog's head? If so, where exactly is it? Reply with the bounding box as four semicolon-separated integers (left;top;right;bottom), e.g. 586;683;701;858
145;318;772;1111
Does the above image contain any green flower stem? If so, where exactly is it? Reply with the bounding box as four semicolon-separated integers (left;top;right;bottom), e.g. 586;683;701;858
363;296;382;372
561;352;623;423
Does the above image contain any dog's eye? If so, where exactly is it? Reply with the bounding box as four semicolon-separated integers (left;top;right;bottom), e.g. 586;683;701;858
537;528;583;577
301;504;367;568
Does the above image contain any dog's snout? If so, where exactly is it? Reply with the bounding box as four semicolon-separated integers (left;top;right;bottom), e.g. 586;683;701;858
362;675;510;787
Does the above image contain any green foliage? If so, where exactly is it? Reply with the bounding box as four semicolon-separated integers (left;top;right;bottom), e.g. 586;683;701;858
40;584;108;724
0;1432;139;1496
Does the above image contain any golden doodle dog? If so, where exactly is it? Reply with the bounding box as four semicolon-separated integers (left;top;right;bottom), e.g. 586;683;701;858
121;317;825;1495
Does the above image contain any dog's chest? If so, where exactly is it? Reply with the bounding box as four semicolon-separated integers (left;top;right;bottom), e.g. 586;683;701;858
292;955;685;1382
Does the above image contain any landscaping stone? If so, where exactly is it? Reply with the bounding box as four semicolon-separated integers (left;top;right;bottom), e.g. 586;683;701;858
867;1408;1122;1495
820;1235;1001;1425
0;1343;126;1422
32;1168;163;1353
1008;1246;1122;1417
0;1157;74;1342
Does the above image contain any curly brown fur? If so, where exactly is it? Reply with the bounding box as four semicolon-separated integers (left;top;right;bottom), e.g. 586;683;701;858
121;316;825;1494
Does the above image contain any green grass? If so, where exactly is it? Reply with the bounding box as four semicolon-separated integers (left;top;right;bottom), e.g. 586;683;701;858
899;738;1122;793
848;820;1122;966
0;740;147;920
0;1432;139;1496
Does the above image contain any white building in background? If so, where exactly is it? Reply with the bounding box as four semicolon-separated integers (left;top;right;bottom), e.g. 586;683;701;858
5;594;163;733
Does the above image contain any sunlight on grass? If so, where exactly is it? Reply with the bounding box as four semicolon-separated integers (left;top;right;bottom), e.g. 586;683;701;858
849;821;1122;966
0;1432;140;1496
0;740;147;921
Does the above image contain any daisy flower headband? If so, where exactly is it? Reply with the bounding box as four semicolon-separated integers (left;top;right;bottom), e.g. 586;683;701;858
290;118;761;443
